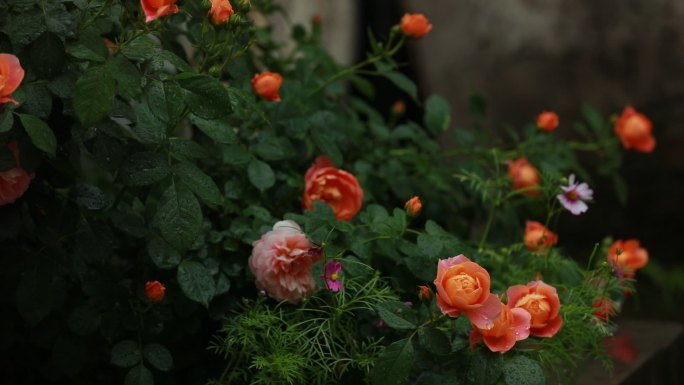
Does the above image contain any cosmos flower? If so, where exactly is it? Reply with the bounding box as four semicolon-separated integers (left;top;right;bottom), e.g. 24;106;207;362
557;174;593;215
322;260;344;292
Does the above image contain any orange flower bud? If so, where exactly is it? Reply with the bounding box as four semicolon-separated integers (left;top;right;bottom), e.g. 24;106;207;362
251;72;283;102
208;0;234;25
145;280;166;302
536;111;559;132
507;157;540;196
404;196;422;216
141;0;179;23
400;13;432;39
391;100;406;116
523;221;558;251
613;106;655;153
418;285;431;302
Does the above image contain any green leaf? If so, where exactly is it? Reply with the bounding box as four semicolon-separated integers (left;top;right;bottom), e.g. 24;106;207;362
467;350;503;385
73;65;116;126
247;159;275;191
66;32;108;62
146;80;185;125
18;114;56;156
375;300;418;330
107;55;142;100
177;260;215;307
120;152;169;186
111;340;141;368
16;268;55;325
0;110;14;133
469;93;488;121
19;84;52;119
311;126;342;165
143;344;173;372
383;71;418;102
147;237;182;269
158;50;193;72
252;136;295;161
424;95;451;134
190;114;237;144
417;233;443;259
153;182;202;250
125;365;154;385
70;183;109;210
173;162;222;208
369;339;415;385
121;34;161;61
169;138;208;161
177;74;232;119
582;104;607;138
418;327;451;356
29;32;66;79
503;356;545;385
131;100;166;144
68;305;102;336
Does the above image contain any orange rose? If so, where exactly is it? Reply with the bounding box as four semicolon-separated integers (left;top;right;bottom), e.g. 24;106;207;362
536;111;559;132
470;302;531;353
141;0;179;23
251;72;283;102
507;280;563;337
607;239;648;278
303;156;363;221
208;0;234;25
0;142;31;206
434;255;502;330
524;221;558;251
507;157;540;196
613;106;655;153
400;13;432;39
418;285;431;302
145;280;166;302
404;196;422;216
0;54;25;106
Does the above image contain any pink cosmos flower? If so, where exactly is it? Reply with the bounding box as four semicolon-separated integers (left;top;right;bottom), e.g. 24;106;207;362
249;220;321;303
321;261;343;292
557;174;593;215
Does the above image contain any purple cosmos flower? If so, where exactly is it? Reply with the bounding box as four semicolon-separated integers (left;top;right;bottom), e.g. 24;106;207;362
321;261;343;292
557;174;593;215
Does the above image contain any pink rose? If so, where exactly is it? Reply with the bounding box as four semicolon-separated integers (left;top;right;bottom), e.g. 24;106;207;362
0;142;31;206
248;220;321;303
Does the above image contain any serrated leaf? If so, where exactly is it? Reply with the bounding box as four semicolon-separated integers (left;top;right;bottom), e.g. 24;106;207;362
190;114;236;144
417;233;443;259
108;55;142;100
252;136;295;161
147;237;182;269
120;152;169;186
18;114;56;156
503;356;545;385
153;182;202;250
121;34;161;61
169;138;208;161
418;327;451;356
73;65;116;126
66;32;108;62
146;80;185;125
376;300;418;330
158;50;193;72
177;260;215;307
29;32;66;79
111;340;141;368
424;95;451;134
0;110;14;133
19;84;52;119
70;183;109;210
311;127;342;165
177;74;231;119
125;365;154;385
131;100;166;144
383;71;418;102
247;159;275;191
369;339;415;385
174;162;222;207
143;344;173;372
467;351;504;385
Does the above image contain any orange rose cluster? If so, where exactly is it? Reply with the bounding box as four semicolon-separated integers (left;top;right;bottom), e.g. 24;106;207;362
140;0;234;25
434;254;563;353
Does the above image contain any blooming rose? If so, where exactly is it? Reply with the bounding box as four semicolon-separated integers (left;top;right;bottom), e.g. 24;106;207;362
536;111;559;132
145;280;166;302
0;142;31;206
251;72;283;102
303;156;363;221
0;53;25;105
404;196;422;216
607;239;649;278
507;280;563;337
249;220;321;303
400;13;433;39
614;106;655;153
434;255;502;330
524;221;558;251
507;157;540;196
209;0;234;25
470;302;531;353
141;0;179;23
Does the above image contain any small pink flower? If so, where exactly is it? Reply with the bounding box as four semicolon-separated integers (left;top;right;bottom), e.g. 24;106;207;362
557;174;593;215
249;220;321;303
321;260;344;292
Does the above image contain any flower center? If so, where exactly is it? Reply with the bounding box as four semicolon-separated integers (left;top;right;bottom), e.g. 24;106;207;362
330;273;339;281
565;190;579;201
624;116;647;139
452;273;478;294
